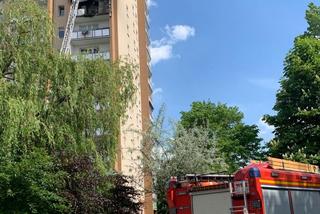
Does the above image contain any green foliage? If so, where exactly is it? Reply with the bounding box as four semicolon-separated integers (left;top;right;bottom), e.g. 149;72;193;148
0;0;138;212
105;174;142;214
0;148;68;213
162;125;224;175
306;3;320;36
264;3;320;164
180;101;263;172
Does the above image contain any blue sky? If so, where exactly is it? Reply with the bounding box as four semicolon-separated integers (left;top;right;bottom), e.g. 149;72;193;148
147;0;316;142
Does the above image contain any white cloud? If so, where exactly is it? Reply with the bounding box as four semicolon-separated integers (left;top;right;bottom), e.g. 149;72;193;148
257;117;275;142
150;45;172;65
150;25;196;65
146;0;157;8
165;25;196;42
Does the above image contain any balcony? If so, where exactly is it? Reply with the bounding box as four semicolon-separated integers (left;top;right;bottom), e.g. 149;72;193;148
147;62;152;78
148;78;153;93
72;28;110;40
72;52;110;61
149;97;154;112
77;0;110;17
149;114;154;123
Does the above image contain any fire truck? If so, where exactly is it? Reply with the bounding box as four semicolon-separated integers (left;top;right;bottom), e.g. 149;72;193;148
167;158;320;214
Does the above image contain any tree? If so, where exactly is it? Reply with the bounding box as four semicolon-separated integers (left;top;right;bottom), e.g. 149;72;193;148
0;0;138;212
180;101;263;172
62;155;142;214
143;107;226;213
264;3;320;164
105;174;142;214
155;126;225;213
0;148;68;213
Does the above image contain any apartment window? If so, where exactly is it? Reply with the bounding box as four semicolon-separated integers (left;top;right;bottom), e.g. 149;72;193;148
58;27;64;38
58;5;65;16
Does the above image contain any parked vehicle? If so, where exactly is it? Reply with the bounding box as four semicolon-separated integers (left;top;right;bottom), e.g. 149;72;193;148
167;158;320;214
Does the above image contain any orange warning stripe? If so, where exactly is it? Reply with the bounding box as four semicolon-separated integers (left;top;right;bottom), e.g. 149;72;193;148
260;179;320;189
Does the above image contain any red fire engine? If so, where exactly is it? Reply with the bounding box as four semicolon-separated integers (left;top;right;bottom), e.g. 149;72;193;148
167;158;320;214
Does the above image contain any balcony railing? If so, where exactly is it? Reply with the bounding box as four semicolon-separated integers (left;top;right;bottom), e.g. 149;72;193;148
72;52;110;61
71;28;110;40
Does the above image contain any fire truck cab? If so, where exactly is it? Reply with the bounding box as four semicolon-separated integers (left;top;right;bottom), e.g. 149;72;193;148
167;158;320;214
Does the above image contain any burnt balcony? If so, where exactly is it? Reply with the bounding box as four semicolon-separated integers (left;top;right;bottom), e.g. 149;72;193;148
76;0;110;17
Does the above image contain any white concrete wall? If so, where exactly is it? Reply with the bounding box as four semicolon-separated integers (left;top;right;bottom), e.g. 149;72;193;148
117;0;144;189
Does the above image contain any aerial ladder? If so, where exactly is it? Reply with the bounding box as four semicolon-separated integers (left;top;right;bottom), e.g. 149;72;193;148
60;0;80;54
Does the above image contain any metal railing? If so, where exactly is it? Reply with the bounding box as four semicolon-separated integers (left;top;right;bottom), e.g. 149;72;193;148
72;52;110;61
230;181;249;214
71;28;110;40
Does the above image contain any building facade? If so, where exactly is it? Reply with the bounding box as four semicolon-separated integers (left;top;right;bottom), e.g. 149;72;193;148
47;0;153;213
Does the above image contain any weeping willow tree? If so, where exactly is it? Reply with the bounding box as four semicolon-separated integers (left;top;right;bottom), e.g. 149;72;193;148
0;0;136;212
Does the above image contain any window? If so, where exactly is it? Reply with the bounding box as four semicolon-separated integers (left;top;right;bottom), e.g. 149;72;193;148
58;27;64;38
58;5;65;16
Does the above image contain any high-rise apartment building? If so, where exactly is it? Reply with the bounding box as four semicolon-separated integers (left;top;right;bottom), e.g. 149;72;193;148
46;0;153;213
